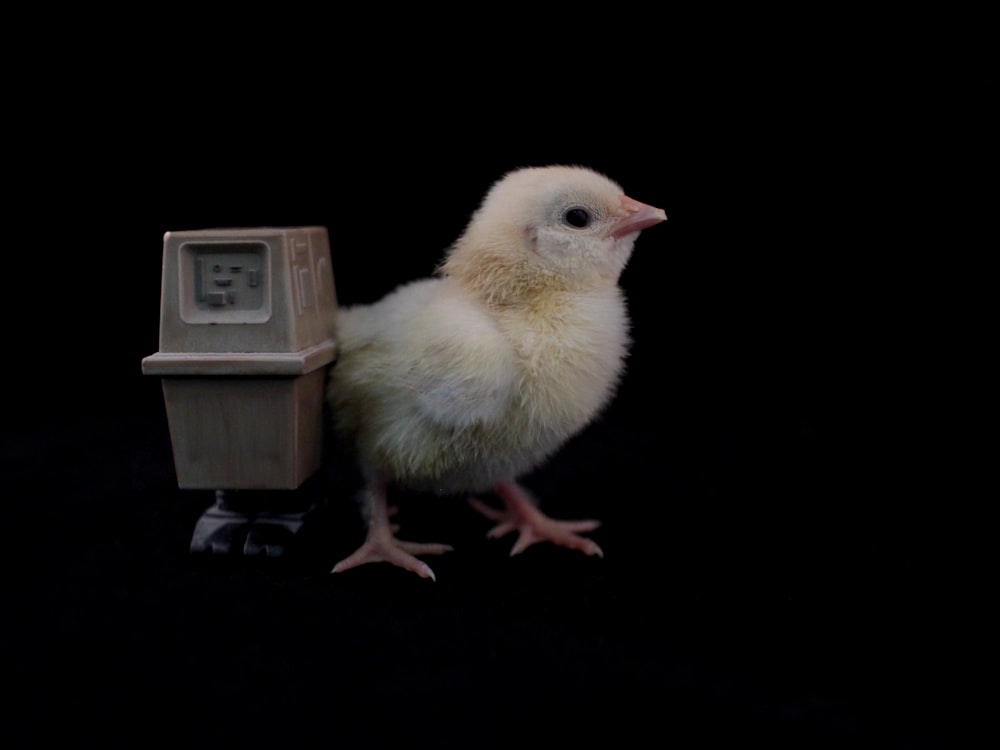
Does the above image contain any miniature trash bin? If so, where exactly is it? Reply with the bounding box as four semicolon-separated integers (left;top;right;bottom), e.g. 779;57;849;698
141;227;337;491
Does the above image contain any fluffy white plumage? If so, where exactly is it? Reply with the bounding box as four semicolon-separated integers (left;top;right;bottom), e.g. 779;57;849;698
327;165;666;579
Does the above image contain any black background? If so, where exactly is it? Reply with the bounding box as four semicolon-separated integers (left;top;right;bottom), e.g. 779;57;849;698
3;19;978;749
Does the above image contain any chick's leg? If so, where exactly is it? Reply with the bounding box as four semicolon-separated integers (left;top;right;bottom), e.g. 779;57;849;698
332;483;453;580
469;481;603;558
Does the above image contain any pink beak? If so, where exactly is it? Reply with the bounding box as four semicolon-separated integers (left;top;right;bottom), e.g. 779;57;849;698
609;195;667;239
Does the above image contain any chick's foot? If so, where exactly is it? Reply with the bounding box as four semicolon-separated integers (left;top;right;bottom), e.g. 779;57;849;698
469;481;603;558
332;487;452;581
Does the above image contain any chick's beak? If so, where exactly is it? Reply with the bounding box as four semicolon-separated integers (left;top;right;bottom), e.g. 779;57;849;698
609;195;667;239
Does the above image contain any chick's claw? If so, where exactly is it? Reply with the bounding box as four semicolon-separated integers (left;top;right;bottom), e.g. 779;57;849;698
331;536;453;581
507;518;603;558
332;489;453;580
469;483;604;558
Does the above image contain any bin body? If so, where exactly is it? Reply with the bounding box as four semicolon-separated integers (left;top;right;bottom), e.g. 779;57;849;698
142;227;337;490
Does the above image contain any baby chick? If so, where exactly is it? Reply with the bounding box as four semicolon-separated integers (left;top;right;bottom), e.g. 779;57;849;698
327;165;666;579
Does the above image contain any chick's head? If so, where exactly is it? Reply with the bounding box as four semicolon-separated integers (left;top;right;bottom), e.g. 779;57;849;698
444;166;665;300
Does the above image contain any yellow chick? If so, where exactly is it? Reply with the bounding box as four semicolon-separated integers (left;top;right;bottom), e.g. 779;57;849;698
327;165;666;579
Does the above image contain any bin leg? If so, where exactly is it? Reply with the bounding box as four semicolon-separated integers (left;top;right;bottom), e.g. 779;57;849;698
189;477;326;559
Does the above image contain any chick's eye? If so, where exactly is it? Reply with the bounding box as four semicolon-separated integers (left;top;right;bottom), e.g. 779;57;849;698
562;207;592;229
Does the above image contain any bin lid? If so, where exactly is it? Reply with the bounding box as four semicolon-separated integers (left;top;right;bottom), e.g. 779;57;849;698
141;340;336;376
